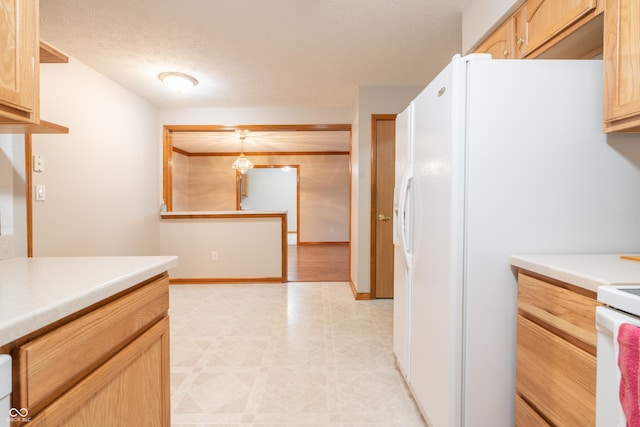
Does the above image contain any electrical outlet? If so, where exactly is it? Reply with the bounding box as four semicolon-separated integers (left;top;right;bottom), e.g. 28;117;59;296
33;155;44;172
211;251;219;261
330;227;335;233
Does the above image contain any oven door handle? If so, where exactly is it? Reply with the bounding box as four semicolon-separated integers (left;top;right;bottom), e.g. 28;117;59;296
596;306;640;335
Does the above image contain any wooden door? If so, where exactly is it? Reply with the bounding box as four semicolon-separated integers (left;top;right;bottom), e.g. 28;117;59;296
371;115;396;298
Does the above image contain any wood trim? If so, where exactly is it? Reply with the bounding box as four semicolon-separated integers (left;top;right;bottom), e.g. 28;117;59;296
370;114;396;299
170;277;283;284
281;212;288;282
172;146;190;156
25;134;33;257
348;279;372;300
161;212;286;220
39;41;68;64
174;149;350;156
0;119;68;134
163;127;173;211
298;241;349;246
164;124;351;133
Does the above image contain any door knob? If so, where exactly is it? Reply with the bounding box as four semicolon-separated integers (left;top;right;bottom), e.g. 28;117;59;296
378;214;391;221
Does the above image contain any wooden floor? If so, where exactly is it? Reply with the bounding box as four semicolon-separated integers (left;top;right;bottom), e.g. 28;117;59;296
287;244;349;282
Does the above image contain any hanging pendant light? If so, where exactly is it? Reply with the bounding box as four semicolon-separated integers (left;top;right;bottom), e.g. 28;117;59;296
232;130;253;174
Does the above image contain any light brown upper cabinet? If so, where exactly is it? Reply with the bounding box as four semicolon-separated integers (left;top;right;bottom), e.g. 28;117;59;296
474;10;526;60
603;0;640;132
475;16;518;59
0;0;39;124
475;0;604;60
521;0;600;57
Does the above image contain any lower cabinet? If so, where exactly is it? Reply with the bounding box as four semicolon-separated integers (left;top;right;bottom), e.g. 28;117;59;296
515;271;598;426
8;274;171;426
29;317;169;426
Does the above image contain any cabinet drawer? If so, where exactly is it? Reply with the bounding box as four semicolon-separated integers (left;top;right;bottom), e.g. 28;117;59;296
516;394;550;426
516;315;596;426
16;275;169;411
517;272;598;354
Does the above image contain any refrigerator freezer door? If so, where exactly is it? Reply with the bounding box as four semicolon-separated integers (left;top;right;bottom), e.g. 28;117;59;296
409;56;467;427
393;104;413;381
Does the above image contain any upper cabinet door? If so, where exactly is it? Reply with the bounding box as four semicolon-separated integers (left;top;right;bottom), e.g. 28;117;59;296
603;0;640;132
0;0;38;123
522;0;598;57
475;16;517;59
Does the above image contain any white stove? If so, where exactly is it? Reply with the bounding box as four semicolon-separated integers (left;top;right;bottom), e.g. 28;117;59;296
599;286;640;317
596;286;640;426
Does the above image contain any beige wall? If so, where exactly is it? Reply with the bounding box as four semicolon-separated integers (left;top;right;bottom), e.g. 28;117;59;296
31;58;161;256
173;153;349;242
350;86;424;294
159;216;283;280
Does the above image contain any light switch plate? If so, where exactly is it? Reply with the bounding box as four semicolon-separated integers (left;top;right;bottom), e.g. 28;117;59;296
35;184;46;201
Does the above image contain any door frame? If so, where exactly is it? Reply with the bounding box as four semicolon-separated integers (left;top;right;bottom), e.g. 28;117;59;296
370;114;396;299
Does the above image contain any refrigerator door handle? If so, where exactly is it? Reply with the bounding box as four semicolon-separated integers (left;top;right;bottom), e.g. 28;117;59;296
398;169;413;269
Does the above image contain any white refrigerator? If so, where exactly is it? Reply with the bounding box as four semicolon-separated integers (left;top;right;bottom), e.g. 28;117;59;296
393;54;640;427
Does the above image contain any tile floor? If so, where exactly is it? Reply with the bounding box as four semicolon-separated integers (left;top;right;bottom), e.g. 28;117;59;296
169;282;426;426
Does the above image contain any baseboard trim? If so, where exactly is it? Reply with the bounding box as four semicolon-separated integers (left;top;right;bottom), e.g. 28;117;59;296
297;241;349;246
349;279;372;300
170;277;283;284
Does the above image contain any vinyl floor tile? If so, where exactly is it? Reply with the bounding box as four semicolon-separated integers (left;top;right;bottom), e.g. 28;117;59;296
170;282;426;426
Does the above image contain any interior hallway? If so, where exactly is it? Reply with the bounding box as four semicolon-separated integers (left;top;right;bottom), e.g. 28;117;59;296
169;282;425;426
288;244;350;282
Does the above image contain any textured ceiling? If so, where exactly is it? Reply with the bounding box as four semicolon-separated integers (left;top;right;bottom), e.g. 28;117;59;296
39;0;465;110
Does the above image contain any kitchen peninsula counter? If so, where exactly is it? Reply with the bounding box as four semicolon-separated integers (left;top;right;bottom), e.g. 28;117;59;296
511;254;640;293
0;256;178;346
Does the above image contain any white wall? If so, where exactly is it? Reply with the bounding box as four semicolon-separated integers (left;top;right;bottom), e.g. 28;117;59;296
350;85;424;294
31;58;161;256
462;0;525;53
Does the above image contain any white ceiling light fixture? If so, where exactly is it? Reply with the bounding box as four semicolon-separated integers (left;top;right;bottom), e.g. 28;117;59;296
158;71;199;93
232;129;253;174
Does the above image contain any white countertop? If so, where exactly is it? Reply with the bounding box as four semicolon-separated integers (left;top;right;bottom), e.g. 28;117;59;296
0;256;178;346
511;254;640;293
